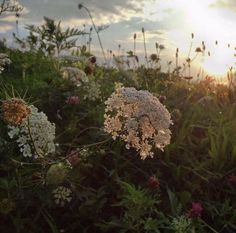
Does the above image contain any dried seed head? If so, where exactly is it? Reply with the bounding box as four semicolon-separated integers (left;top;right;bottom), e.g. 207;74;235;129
2;98;31;126
195;47;202;53
78;3;83;9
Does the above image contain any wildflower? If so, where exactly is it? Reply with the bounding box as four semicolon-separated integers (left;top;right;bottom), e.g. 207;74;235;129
171;215;192;233
52;186;72;207
1;98;31;126
61;67;88;87
104;87;172;159
148;176;160;189
83;81;101;101
8;105;56;158
65;96;80;105
187;202;203;219
0;53;11;74
46;162;69;185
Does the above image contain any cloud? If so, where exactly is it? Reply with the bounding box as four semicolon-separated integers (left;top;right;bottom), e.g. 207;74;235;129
21;0;146;23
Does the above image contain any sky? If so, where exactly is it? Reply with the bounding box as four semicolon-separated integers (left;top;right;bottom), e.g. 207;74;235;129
0;0;236;77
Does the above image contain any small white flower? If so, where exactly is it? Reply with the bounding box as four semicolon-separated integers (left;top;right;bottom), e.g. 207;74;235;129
8;105;56;158
83;80;101;101
0;53;11;74
52;186;72;207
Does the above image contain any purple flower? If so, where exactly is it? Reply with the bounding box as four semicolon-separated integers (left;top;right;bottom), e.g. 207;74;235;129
65;96;80;105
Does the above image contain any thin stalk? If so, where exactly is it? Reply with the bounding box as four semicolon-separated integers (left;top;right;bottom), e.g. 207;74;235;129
27;117;41;158
142;28;149;68
79;5;107;63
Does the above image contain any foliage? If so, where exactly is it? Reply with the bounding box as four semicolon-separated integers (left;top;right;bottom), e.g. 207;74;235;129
14;17;86;56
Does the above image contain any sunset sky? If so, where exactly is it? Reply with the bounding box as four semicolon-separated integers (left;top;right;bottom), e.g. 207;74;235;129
0;0;235;76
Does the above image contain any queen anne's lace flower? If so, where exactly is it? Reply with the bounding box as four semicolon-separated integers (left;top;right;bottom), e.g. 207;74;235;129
104;87;172;159
61;67;88;86
8;105;56;158
1;98;31;126
52;186;72;207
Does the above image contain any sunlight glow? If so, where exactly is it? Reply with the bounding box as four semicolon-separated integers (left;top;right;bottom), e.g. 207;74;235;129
201;44;235;76
143;0;236;77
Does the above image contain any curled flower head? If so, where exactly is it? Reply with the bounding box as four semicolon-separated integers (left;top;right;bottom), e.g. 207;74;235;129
1;98;31;126
46;162;69;185
104;87;172;159
171;215;192;233
61;67;88;87
52;186;72;207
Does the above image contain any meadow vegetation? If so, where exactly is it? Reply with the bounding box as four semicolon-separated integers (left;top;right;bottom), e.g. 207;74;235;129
0;3;236;233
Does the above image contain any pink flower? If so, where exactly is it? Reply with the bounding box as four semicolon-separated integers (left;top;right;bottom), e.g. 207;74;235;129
65;96;80;105
187;202;203;219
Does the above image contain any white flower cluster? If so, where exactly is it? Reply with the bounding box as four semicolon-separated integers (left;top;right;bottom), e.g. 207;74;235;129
8;105;56;158
0;53;11;74
52;186;72;207
104;87;172;159
171;215;192;233
83;80;101;101
61;67;88;87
